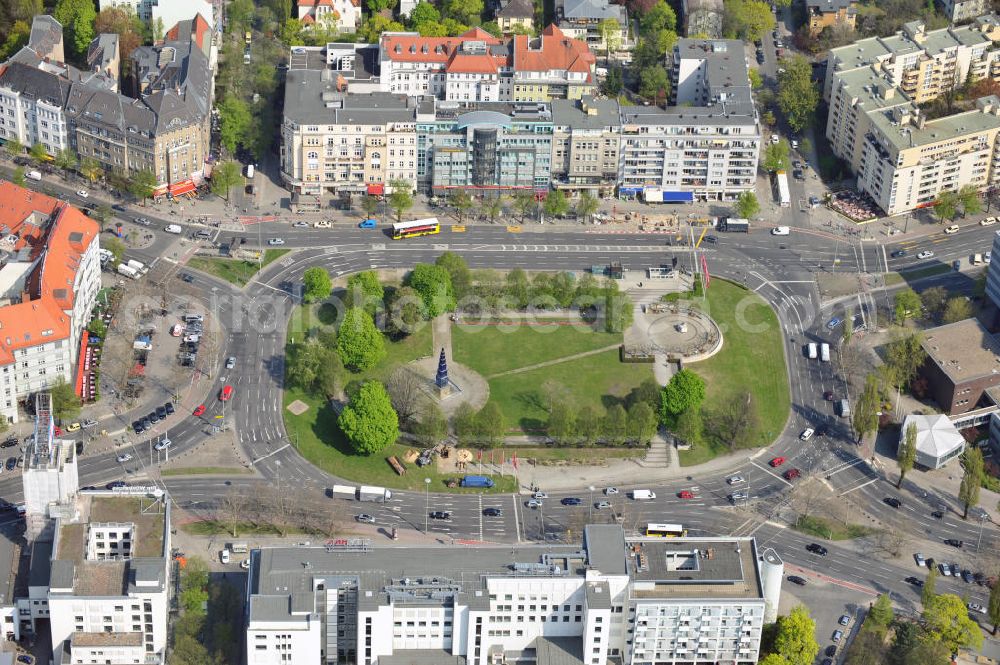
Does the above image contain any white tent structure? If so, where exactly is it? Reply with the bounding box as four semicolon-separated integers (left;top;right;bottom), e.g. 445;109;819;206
901;414;966;470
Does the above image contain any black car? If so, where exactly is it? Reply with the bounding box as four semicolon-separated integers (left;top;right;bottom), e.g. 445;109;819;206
891;249;908;258
483;507;503;517
5;457;15;471
106;481;129;489
884;497;901;509
826;645;838;657
926;557;935;570
904;576;924;587
148;411;159;424
975;572;987;586
156;406;167;420
132;420;143;434
112;204;126;212
561;497;582;506
793;169;804;180
945;538;963;548
787;575;807;586
931;510;944;519
164;402;175;415
806;543;828;556
962;570;975;583
702;235;718;244
429;511;452;520
180;273;195;283
140;418;151;431
815;424;828;437
0;437;16;448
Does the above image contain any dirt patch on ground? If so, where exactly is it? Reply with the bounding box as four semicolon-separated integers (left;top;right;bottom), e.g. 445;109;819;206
157;429;254;474
817;273;863;300
286;399;309;416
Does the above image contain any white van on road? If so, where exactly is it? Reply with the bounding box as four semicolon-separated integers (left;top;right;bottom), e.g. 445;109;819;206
771;226;790;236
631;489;656;500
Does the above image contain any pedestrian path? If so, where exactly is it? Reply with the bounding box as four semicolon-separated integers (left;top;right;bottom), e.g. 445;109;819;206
639;433;671;468
486;344;622;379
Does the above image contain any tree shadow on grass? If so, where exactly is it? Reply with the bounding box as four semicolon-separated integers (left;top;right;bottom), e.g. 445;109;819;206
317;303;338;326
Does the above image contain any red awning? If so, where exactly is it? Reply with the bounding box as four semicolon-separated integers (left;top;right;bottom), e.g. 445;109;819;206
367;184;385;196
152;184;169;197
168;180;196;196
74;331;89;397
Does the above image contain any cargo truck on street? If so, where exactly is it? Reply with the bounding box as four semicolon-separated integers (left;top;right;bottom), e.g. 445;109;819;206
357;486;392;502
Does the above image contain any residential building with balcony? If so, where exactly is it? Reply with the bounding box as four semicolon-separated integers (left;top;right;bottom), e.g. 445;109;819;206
495;0;536;34
804;0;858;37
553;0;631;53
297;0;362;34
98;0;215;32
550;96;620;196
618;39;760;202
939;0;990;23
244;526;781;665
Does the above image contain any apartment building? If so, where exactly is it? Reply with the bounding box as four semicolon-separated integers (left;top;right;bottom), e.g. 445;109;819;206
805;0;858;37
939;0;990;23
245;526;781;665
98;0;215;31
297;0;362;34
554;0;631;53
495;0;536;33
0;183;100;424
379;25;596;102
618;39;760;202
417;102;553;194
551;96;621;196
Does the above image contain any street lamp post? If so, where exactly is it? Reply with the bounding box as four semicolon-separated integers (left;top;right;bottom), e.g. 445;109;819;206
976;512;989;552
424;477;431;534
588;485;595;522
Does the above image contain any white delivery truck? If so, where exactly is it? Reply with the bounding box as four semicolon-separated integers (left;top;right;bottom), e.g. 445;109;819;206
631;489;656;500
820;343;830;362
117;263;138;279
776;171;791;207
164;224;183;234
357;486;392;502
330;484;356;499
126;259;148;276
807;343;817;359
25;170;41;181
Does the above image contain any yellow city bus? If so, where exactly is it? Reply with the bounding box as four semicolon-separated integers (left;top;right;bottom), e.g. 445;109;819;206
392;218;441;240
645;523;687;538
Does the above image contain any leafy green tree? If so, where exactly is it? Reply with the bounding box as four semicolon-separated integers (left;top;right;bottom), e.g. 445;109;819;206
406;263;455;318
87;319;107;338
54;0;97;59
104;237;126;265
639;65;670;101
337;308;385;371
893;287;922;323
475;401;506;447
218;96;252;154
776;54;819;133
129;169;158;204
79;157;102;184
602;404;628;446
387;179;413;223
762;141;790;172
638;0;677;34
414;402;448;445
28;142;48;164
547;402;577;444
897;422;917;489
921;593;984;653
543;190;569;218
94;6;142;75
50;376;81;421
933;189;960;223
92;203;113;229
11;167;25;187
0;20;31;61
435;252;471;300
749;67;763;89
922;564;938;606
660;369;706;425
513;191;536;223
409;1;441;27
773;606;820;665
358;15;406;42
482;195;503;224
345;270;384;312
4;138;23;160
598;17;622;58
576;405;601;446
921;286;948;321
448;189;474;224
724;0;775;42
53;147;77;175
942;296;973;324
959;447;984;519
180;584;208;614
959;184;982;217
852;373;880;444
361;195;380;220
627;402;658;444
605;289;633;333
210;161;241;201
338;381;399;454
575;191;600;223
869;594;894;626
442;0;482;23
386;286;425;337
303;267;333;303
674;407;704;447
227;0;254;31
602;66;624;95
367;0;397;12
988;571;1000;635
452;403;479;447
734;191;760;219
757;656;787;665
628;379;663;411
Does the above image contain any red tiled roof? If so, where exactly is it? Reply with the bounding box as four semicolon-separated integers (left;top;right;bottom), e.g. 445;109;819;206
192;14;211;51
298;0;334;6
446;52;502;74
382;29;503;64
38;203;98;311
513;24;595;75
301;13;315;23
0;298;70;365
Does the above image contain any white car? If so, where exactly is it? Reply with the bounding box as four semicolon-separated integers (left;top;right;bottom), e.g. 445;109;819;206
729;491;748;502
917;250;934;259
267;238;285;245
771;226;790;236
532;491;548;499
987;251;993;264
314;220;332;228
726;475;746;485
527;499;542;508
604;487;619;495
241;558;251;570
76;190;89;198
595;500;612;509
292;221;309;228
981;217;997;226
225;356;236;369
770;134;779;144
968;602;987;614
944;225;960;234
154;438;172;452
799;428;814;441
183;334;201;343
914;552;926;566
116;453;133;463
791;139;799;149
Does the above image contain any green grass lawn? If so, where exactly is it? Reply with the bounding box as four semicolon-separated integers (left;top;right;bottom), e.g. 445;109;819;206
188;249;290;287
453;324;622;377
678;279;790;464
885;263;952;286
793;515;875;540
486;349;653;431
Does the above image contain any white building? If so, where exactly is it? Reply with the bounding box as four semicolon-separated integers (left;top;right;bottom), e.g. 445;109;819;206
21;394;78;521
297;0;362;34
902;413;967;469
939;0;990;23
99;0;214;31
618;39;760;202
0;183;100;424
245;526;777;665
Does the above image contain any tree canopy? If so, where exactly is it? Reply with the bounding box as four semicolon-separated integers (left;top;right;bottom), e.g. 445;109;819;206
338;381;400;454
921;593;984;654
406;264;455;318
660;369;706;424
776;55;819;133
337;308;386;372
772;606;820;665
303;267;333;303
346;271;384;312
734;191;760;219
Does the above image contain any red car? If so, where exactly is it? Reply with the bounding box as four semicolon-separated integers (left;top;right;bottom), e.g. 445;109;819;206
784;468;801;481
219;385;233;401
192;404;206;417
53;426;63;436
769;456;786;467
678;490;695;499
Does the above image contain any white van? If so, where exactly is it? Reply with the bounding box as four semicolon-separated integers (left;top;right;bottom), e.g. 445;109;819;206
771;226;790;236
220;548;230;564
25;170;41;181
229;542;249;554
973;253;984;266
164;224;182;234
631;489;656;500
245;164;255;178
807;343;818;359
820;343;830;362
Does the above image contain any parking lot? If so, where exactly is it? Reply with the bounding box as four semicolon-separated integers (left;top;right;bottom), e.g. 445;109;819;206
779;577;870;664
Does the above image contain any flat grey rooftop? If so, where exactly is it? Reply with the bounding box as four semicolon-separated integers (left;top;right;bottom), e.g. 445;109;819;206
627;538;763;600
283;73;419;125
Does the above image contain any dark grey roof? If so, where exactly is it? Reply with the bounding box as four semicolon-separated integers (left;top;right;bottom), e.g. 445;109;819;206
498;0;535;19
381;650;467;665
283;71;419;125
535;636;584;665
551;96;619;129
27;540;52;588
129;558;166;592
584;525;627;574
49;559;74;590
65;84;157;135
806;0;855;12
0;62;72;109
0;529;18;606
562;0;626;22
28;16;63;59
132;39;212;122
584;581;611;609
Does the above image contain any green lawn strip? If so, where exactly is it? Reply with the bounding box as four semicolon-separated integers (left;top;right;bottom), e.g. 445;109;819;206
515;446;642;463
678;438;731;466
161;466;252;476
453;323;621;377
187;249;290;287
680;279;790;462
885;263;952;286
486;349;653;431
181;520;314;536
792;515;875;540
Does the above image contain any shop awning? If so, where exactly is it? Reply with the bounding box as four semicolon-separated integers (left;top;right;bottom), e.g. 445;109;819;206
367;184;385;196
169;180;196;196
659;191;694;202
618;187;643;195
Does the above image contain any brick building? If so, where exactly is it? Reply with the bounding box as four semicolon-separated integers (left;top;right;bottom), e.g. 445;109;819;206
920;318;1000;414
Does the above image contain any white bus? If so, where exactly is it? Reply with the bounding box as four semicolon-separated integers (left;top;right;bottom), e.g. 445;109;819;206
646;523;687;538
392;217;440;239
